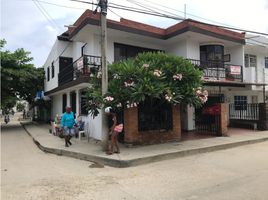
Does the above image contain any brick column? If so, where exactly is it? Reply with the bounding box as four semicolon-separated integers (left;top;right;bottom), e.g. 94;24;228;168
219;103;228;136
172;104;182;140
124;107;139;144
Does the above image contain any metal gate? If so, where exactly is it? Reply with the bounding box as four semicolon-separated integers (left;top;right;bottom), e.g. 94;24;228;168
195;95;223;136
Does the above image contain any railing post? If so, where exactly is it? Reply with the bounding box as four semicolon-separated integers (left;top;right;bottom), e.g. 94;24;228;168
258;103;267;130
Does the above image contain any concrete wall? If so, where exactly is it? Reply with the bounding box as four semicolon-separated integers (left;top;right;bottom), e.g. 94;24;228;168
165;40;187;57
44;40;86;93
84;111;102;141
51;93;63;119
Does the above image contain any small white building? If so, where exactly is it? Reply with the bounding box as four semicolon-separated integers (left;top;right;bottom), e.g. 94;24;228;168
44;10;268;140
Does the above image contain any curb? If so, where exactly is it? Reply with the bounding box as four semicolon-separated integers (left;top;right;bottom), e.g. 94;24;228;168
21;123;268;168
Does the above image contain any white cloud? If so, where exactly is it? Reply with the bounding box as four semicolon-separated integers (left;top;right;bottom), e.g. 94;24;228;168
1;0;267;67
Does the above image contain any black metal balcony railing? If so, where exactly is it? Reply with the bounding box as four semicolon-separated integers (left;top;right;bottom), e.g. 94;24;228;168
58;55;102;86
188;59;243;82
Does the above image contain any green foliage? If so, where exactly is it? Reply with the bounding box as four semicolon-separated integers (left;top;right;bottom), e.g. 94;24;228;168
16;102;26;112
86;52;205;118
1;39;45;111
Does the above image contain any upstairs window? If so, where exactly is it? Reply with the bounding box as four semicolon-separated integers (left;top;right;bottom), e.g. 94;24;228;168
114;43;161;62
245;54;257;67
47;67;50;81
51;62;55;78
265;57;268;69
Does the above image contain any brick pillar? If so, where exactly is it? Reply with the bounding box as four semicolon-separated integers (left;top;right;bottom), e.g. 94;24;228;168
219;103;228;136
172;105;182;140
124;107;139;144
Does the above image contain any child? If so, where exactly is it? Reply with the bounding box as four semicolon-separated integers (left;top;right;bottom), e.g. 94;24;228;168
105;107;123;155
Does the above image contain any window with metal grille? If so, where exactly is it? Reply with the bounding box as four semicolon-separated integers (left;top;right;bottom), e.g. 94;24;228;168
234;96;247;110
244;54;257;67
80;91;88;115
265;57;268;69
114;43;161;62
47;67;50;81
51;62;55;78
138;98;173;131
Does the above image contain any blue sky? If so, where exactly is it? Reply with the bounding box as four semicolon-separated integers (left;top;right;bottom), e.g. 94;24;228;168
1;0;268;67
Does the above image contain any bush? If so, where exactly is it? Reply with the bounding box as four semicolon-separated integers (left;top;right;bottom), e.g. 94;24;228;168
86;52;207;117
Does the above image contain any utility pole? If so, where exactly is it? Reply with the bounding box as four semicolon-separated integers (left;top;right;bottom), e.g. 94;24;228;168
99;0;108;151
184;4;186;19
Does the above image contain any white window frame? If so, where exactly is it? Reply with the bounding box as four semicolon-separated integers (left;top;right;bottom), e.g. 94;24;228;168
244;54;257;68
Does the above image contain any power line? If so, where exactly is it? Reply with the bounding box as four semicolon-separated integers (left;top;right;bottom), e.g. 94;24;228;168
32;0;58;30
32;0;63;31
141;0;240;29
36;0;64;31
108;7;123;19
70;0;183;20
130;0;268;36
36;0;86;10
247;38;268;46
126;0;183;20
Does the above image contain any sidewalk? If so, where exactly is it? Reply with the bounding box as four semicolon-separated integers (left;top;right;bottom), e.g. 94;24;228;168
22;122;268;168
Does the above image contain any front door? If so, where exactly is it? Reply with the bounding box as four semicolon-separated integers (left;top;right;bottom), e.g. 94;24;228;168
59;57;73;85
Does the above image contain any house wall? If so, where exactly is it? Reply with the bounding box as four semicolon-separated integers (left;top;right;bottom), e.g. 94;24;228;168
84;110;102;141
44;40;87;93
186;40;200;60
165;40;187;57
51;93;63;119
244;45;268;90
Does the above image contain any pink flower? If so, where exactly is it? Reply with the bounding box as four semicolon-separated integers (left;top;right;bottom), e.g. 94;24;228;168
173;73;183;81
165;94;172;102
153;69;162;77
104;96;114;102
195;88;208;104
142;63;149;69
116;103;122;107
124;81;134;87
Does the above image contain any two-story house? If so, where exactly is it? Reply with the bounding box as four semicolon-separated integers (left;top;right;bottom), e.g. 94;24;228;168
44;10;267;141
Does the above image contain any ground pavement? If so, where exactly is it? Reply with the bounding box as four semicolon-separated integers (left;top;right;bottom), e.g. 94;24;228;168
19;120;268;167
1;121;268;200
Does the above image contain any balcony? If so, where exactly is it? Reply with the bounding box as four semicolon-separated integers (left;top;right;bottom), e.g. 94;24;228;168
58;55;101;86
188;59;243;82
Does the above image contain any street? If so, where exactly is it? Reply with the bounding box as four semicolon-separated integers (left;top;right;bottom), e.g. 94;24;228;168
1;120;268;200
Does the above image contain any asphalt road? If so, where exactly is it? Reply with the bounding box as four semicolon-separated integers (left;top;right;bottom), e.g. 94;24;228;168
1;120;268;200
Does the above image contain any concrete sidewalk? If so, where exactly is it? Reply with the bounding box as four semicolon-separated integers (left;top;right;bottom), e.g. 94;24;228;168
22;122;268;168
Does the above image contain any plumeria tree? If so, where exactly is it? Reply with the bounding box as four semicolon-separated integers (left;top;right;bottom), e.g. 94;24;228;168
86;52;208;117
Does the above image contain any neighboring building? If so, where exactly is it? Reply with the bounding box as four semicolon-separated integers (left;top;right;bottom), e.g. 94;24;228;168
44;10;268;141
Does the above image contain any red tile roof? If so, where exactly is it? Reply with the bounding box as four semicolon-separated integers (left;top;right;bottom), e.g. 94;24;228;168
64;9;245;43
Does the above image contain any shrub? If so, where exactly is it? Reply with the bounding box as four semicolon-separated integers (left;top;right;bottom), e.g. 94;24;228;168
86;52;207;117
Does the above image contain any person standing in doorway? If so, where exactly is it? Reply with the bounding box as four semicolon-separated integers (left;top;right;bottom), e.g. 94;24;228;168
61;106;75;147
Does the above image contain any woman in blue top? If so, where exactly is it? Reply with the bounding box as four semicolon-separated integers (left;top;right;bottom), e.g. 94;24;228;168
61;106;75;147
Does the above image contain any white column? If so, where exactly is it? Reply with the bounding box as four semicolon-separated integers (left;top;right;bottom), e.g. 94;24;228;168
187;105;195;131
66;91;70;107
76;89;80;115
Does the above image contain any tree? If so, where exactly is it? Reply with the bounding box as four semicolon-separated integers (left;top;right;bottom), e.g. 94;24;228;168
1;39;45;112
86;52;208;117
16;102;26;112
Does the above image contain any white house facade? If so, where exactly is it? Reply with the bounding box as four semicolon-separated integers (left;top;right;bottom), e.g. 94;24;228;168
44;10;268;140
